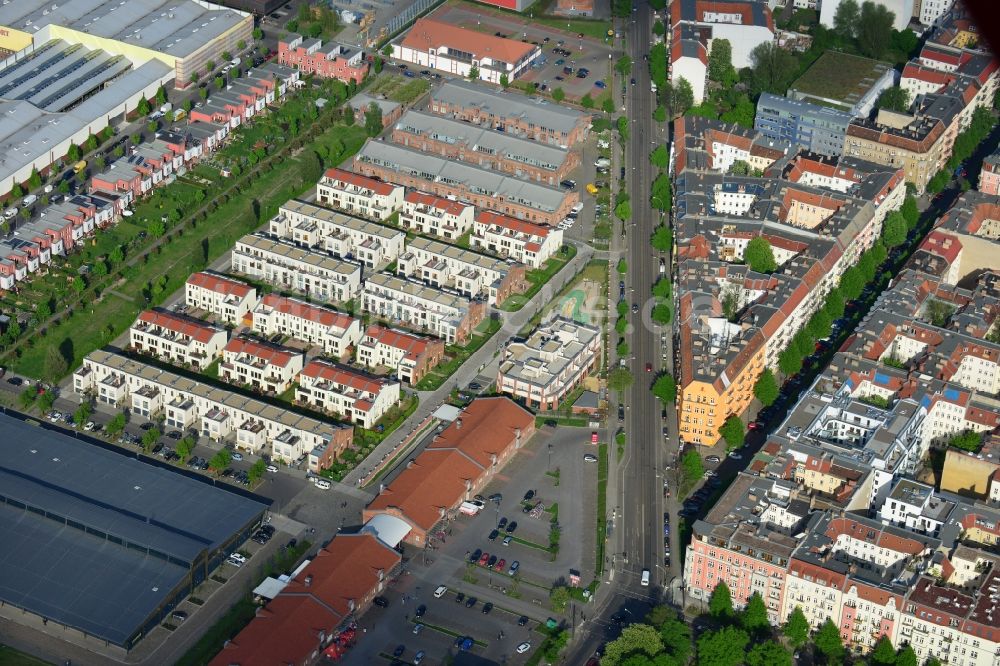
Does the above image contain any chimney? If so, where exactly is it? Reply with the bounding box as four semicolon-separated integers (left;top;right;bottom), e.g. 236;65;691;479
305;575;314;587
456;418;463;429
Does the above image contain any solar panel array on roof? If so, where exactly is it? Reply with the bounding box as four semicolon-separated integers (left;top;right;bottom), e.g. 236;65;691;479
0;412;268;648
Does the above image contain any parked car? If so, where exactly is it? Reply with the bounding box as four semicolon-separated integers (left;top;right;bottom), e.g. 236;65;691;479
455;592;465;603
482;602;494;614
488;529;500;541
494;558;506;571
373;596;389;607
487;555;498;568
415;604;426;617
478;552;490;566
517;642;531;654
465;596;477;608
470;548;482;563
498;517;508;529
509;560;520;575
506;521;518;533
584;454;598;462
706;455;721;463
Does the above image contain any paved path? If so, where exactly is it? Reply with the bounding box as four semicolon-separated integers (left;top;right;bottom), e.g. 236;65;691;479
340;241;594;488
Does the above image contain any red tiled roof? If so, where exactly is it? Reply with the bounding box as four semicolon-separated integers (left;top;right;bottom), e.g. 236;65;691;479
302;358;387;395
259;294;355;331
405;190;472;217
187;271;254;298
224;337;301;368
402;18;537;65
918;230;963;264
210;534;400;666
136;310;223;344
475;210;551;238
323;167;397;196
364;324;433;360
367;398;533;531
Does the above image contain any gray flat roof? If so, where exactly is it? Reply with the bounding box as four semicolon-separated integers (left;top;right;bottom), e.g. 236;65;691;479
432;79;585;135
0;0;249;60
0;412;267;646
356;141;569;213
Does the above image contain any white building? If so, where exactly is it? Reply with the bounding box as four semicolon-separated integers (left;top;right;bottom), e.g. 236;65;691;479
362;272;485;344
497;317;601;411
184;272;259;325
471;210;564;268
820;0;913;32
296;359;401;429
918;0;954;26
396;236;526;306
251;294;361;360
399;191;475;241
128;309;228;371
355;324;444;385
878;479;954;537
316;167;404;222
73;350;350;463
270;199;405;269
392;18;540;85
220;337;305;395
231;233;362;304
670;36;709;105
670;0;776;70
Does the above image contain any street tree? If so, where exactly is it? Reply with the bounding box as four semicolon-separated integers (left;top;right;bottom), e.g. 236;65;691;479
882;210;908;247
814;618;846;664
783;606;810;647
658;615;692;663
608;368;634;394
779;346;803;377
37;391;56;414
696;626;749;666
209;449;232;472
651;303;672;324
871;636;897;666
73;402;92;428
137;96;151;116
581;93;595;109
549;585;570;612
651;172;671;211
833;0;860;40
19;387;36;409
653;20;665;36
106;413;127;438
746;641;792;666
744;236;777;273
901;195;919;229
176;436;195;460
615;55;633;77
603;97;616;114
895;645;918;666
652;373;676;403
601;624;665;666
651;225;672;252
552;87;565;102
858;1;896;59
709;580;734;618
615;199;632;220
652;278;671;299
650;145;669;169
741;592;769;634
754;368;779;407
500;72;509;89
719;415;745;450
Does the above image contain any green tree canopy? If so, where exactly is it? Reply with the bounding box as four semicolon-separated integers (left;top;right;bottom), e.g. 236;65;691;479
364;102;383;137
608;368;634;394
652;373;677;403
882;210;908;248
858;1;895;59
681;448;704;483
901;195;919;229
696;626;749;666
754;368;779;407
719;415;745;450
672;77;694;116
651;303;672;325
709;580;734;619
744;236;777;273
878;86;910;112
708;38;737;86
616;55;633;76
741;592;769;633
895;645;918;666
749;42;799;95
106;412;127;438
551;87;565;102
783;606;810;647
650;145;669;169
652;278;672;299
720;95;755;128
814;618;845;665
176;436;196;460
581;93;595;109
746;640;791;666
651;225;672;253
833;0;860;40
601;624;665;666
871;636;897;666
651;172;671;211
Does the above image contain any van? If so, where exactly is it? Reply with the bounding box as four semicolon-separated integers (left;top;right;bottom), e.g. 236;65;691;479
160;103;173;114
434;585;448;598
314;478;331;490
73;160;87;174
21;194;37;207
640;569;650;586
594;157;611;168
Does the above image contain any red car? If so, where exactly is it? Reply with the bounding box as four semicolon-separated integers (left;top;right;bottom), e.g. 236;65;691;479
748;422;761;431
478;552;490;566
645;362;652;372
494;558;506;571
591;431;599;443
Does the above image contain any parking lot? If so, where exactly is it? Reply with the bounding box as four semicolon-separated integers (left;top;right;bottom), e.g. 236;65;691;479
344;423;603;664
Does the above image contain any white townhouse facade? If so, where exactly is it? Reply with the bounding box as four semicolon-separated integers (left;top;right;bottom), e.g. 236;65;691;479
74;350;351;464
220;337;305;395
316;167;404;222
184;272;259;325
270;199;405;269
471;210;564;268
128;309;228;371
396;236;526;306
398;191;475;240
296;359;401;429
231;234;362;304
362;272;485;344
497;317;601;411
355;325;444;385
251;294;361;360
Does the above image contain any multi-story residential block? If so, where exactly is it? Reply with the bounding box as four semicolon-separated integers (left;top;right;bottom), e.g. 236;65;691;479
399;191;475;241
670;26;709;104
820;0;912;31
428;79;590;147
296;359;401;429
979;148;1000;195
878;479;956;537
391;110;579;186
128;309;228;371
231;233;362;304
362;273;486;344
251;294;361;360
184;272;259;325
669;0;775;68
941;441;1000;505
74;350;351;468
471;210;564;268
270;199;405;269
315;168;404;222
755;93;852;157
220;337;305;395
917;0;954;25
391;18;540;85
788;51;897;119
844;110;952;194
355;325;445;385
497;318;601;410
397;237;527;306
277;34;368;82
354;141;577;226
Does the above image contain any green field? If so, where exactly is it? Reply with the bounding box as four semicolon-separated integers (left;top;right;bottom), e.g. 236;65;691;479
0;646;50;666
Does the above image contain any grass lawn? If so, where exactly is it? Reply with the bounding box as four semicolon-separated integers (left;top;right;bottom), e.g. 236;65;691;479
174;597;257;666
500;244;578;312
595;441;608;577
790;50;892;105
0;645;50;666
413;317;503;391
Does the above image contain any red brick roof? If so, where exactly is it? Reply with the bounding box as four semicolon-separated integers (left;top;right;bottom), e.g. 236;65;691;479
259;294;355;330
402;18;537;65
366;397;533;531
475;210;552;238
323;167;398;196
405;190;472;217
187;271;254;298
224;337;301;368
210;534;400;666
301;359;387;395
136;310;223;344
364;324;433;360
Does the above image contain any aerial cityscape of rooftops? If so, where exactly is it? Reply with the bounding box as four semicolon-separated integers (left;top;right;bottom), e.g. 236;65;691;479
0;0;998;664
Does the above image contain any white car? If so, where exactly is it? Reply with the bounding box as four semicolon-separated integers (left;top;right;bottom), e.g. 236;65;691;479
265;464;279;473
571;202;584;214
314;478;332;490
3;207;18;220
84;421;95;431
231;452;243;462
516;642;531;654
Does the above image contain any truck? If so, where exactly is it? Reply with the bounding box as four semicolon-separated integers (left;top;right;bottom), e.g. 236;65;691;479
173;108;187;121
160;102;173;114
459;501;483;516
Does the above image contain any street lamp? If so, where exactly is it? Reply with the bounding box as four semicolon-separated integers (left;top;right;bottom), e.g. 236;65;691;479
547;443;553;470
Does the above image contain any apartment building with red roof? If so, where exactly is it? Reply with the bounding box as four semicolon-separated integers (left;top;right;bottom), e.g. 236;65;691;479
296;359;401;429
184;272;259;325
209;533;401;666
364;397;535;546
392;18;540;84
220;337;305;395
315;167;404;222
399;190;475;241
129;309;228;371
250;294;362;360
355;324;445;385
471;210;565;268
